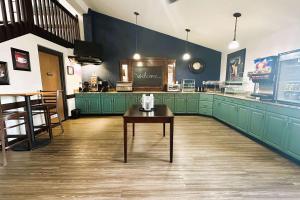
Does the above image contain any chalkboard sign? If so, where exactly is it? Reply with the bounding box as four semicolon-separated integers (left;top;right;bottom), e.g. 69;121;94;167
133;66;163;87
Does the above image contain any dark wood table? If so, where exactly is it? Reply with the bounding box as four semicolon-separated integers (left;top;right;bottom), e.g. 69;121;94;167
123;104;174;163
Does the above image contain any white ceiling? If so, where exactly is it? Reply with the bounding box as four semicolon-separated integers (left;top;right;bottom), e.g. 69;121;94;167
71;0;300;52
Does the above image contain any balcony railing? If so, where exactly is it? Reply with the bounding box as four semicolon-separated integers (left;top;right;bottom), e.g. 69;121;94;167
0;0;80;48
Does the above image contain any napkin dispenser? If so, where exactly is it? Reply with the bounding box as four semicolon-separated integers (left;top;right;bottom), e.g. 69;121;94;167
141;94;154;111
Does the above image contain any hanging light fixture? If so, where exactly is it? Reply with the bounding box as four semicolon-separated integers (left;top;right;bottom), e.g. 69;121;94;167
228;12;242;50
182;28;191;61
133;12;141;60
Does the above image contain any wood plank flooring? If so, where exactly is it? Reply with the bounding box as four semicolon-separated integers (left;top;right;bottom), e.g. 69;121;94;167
0;116;300;200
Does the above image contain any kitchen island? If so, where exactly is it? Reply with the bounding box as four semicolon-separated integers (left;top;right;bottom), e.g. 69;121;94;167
75;92;300;162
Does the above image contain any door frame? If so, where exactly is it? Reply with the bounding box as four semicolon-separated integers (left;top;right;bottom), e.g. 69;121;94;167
38;45;68;120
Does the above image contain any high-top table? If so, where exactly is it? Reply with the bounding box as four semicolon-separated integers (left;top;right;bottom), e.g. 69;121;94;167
123;104;174;163
0;92;48;149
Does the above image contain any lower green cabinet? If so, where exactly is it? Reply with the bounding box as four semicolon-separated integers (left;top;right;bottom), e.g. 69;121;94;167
236;105;251;133
248;109;265;139
102;94;113;113
264;112;288;150
285;118;300;160
186;98;199;114
163;97;175;112
75;94;101;114
102;94;126;114
113;94;126;113
174;97;186;113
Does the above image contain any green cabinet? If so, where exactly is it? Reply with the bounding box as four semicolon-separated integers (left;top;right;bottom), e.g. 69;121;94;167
153;94;163;104
163;94;175;112
264;112;288;150
126;94;141;109
102;93;126;114
236;105;251;133
199;96;213;116
75;94;101;114
222;102;238;126
102;94;113;114
174;97;186;113
248;109;265;139
186;94;199;114
285;118;300;160
114;94;126;113
213;100;223;120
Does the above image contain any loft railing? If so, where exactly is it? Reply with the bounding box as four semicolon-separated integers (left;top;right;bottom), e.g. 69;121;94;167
0;0;80;48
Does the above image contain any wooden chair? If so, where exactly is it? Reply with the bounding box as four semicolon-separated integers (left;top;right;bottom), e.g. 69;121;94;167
0;107;32;166
32;90;64;138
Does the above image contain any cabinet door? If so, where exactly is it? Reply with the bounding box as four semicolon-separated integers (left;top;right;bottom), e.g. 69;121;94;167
236;106;251;133
174;97;186;113
164;98;175;112
154;94;163;105
113;94;126;114
264;112;288;150
102;95;113;114
88;98;102;114
75;97;89;114
222;102;238;125
213;100;221;119
126;94;138;109
248;109;265;139
186;98;199;114
285;118;300;160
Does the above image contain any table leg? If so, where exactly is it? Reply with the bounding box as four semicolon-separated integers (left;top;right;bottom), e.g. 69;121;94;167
163;123;166;137
132;123;135;137
170;118;174;163
124;120;127;163
24;96;35;145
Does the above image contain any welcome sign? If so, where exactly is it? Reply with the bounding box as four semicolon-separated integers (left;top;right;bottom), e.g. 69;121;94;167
133;66;163;87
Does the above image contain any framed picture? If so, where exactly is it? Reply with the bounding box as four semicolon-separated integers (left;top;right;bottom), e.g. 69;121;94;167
226;48;246;83
0;62;10;85
67;66;74;75
11;48;31;71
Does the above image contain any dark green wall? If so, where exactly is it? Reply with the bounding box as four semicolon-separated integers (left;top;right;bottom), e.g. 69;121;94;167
83;9;221;87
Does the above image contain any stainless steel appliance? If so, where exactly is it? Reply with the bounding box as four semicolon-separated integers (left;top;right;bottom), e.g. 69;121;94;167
116;81;133;92
276;50;300;105
167;82;181;92
202;81;223;93
181;79;195;92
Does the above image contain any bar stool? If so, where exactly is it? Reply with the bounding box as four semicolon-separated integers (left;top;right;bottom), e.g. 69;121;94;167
32;90;64;139
0;108;32;166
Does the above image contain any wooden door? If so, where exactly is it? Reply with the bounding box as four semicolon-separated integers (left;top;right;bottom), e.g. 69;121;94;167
38;51;65;120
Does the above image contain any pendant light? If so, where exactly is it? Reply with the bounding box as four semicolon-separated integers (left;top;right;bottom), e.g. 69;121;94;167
228;12;241;50
182;28;191;61
133;12;141;60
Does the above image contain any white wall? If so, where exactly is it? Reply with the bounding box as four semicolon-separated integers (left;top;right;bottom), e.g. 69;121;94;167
0;34;82;115
220;25;300;91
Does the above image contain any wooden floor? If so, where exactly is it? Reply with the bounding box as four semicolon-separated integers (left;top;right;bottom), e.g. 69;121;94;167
1;116;300;200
